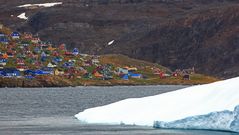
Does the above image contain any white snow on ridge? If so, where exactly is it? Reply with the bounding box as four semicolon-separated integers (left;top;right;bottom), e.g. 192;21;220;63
18;2;62;8
108;40;115;46
75;77;239;132
17;13;28;20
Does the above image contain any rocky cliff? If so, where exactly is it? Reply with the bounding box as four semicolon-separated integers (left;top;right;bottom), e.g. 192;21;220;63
1;0;238;78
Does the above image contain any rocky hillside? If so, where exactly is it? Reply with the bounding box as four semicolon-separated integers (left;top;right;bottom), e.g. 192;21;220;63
0;0;239;78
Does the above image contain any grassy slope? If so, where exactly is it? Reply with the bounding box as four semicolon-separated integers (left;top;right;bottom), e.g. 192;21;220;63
76;54;219;86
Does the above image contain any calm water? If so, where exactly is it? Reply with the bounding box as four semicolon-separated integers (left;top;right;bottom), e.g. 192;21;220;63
0;85;238;135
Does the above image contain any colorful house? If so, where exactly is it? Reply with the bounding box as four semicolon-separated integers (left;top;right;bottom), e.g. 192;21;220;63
20;41;30;47
0;32;5;37
11;32;20;39
31;37;40;44
41;52;47;61
52;57;63;63
92;58;100;65
35;68;54;75
0;58;7;66
125;66;138;72
117;68;128;75
6;51;14;58
0;68;20;77
40;42;49;49
130;73;142;79
59;44;66;50
47;62;57;68
16;59;25;65
23;32;33;39
122;74;129;80
52;51;60;56
16;65;28;71
94;71;103;78
24;70;35;75
62;62;74;68
54;69;64;76
72;48;79;55
34;47;41;54
0;37;9;44
65;51;74;56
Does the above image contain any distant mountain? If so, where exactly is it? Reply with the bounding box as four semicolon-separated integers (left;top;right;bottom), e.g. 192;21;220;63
0;0;239;78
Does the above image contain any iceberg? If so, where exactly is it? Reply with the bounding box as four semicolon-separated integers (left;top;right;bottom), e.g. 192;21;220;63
75;77;239;132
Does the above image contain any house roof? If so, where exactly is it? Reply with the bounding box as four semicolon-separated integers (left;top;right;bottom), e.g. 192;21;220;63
11;32;20;36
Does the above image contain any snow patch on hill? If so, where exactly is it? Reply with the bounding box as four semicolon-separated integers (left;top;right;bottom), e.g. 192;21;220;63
17;13;28;20
17;2;62;8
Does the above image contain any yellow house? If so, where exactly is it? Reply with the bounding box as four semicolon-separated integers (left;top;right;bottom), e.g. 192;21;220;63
47;46;56;51
54;69;64;76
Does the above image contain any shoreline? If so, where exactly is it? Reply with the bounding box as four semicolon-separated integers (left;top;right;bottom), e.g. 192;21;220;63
0;75;218;88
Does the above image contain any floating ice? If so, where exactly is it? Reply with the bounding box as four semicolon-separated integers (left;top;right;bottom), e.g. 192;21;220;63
75;77;239;132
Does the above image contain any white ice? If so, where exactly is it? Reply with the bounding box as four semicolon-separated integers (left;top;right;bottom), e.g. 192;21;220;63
17;13;28;20
18;2;62;8
75;77;239;132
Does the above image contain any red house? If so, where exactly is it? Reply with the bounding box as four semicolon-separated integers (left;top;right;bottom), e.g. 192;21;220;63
65;51;74;56
16;65;28;71
17;59;25;65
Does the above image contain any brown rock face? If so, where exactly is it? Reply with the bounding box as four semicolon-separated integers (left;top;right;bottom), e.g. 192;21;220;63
0;0;239;78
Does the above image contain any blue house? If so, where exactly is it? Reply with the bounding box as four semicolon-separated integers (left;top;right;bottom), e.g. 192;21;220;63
11;32;20;39
0;70;4;76
130;73;142;79
34;67;54;75
128;72;142;79
0;37;9;44
41;52;47;62
73;48;79;55
0;68;20;77
52;57;62;63
122;74;129;80
25;75;35;79
20;41;30;47
62;62;74;68
24;70;36;75
0;58;7;66
34;47;41;54
0;32;5;37
0;58;7;63
35;70;51;75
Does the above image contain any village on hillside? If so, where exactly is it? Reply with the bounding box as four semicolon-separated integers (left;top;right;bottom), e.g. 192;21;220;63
0;23;217;87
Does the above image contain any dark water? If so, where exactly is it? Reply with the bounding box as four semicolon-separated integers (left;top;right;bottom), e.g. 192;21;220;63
0;85;238;135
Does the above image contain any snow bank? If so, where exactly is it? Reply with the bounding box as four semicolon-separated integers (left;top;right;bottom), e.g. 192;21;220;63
75;77;239;132
18;2;62;8
108;40;115;46
17;13;28;20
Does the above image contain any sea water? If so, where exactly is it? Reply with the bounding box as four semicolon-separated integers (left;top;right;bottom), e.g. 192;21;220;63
0;86;238;135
